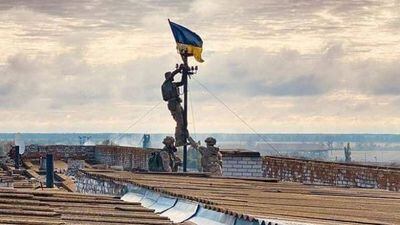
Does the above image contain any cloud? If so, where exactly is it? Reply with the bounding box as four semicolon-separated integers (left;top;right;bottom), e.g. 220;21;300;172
354;60;400;95
0;49;181;110
0;54;43;107
1;46;400;133
0;0;399;133
193;45;344;98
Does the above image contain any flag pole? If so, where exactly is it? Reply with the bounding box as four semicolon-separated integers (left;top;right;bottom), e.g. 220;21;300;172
169;19;202;172
181;53;189;172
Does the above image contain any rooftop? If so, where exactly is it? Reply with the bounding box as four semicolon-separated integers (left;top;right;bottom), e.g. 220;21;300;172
82;169;400;225
1;163;36;190
0;187;173;225
0;158;177;225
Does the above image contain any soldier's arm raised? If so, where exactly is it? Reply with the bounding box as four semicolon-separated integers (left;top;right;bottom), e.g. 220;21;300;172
197;146;207;155
188;136;199;149
173;64;186;87
173;75;185;87
188;136;207;155
171;66;181;76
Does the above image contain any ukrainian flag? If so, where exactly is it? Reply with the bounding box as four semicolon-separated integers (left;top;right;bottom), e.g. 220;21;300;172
169;20;204;63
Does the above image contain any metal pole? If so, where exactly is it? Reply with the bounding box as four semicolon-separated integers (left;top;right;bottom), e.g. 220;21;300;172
14;146;20;169
182;55;189;172
46;154;54;188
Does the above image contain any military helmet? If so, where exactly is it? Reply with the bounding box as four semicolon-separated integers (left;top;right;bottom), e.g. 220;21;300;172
162;136;175;145
204;137;216;145
165;72;173;80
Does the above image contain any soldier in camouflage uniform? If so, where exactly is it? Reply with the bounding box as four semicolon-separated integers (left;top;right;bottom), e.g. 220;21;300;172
160;136;182;172
161;65;188;147
188;136;222;176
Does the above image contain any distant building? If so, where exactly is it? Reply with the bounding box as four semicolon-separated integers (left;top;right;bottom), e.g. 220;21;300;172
256;142;330;159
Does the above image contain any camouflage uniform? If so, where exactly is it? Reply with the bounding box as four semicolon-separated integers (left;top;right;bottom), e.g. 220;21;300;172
160;136;182;172
189;137;222;176
159;151;172;172
162;68;188;146
167;99;187;146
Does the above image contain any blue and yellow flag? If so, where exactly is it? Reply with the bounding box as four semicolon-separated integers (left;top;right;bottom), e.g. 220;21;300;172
169;20;204;63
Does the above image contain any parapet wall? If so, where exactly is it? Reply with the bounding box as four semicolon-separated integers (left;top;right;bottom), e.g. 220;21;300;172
76;171;126;195
21;145;154;171
23;145;95;161
221;150;263;177
23;144;400;191
263;156;400;191
94;145;156;171
21;144;265;178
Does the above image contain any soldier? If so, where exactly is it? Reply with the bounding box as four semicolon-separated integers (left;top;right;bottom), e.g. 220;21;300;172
161;64;188;146
188;136;222;176
344;142;351;162
160;136;182;172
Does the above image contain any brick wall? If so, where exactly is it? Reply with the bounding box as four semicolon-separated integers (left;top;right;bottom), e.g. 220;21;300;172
263;156;400;191
67;159;86;176
221;150;263;177
94;145;157;171
23;145;95;161
75;171;126;196
21;144;156;171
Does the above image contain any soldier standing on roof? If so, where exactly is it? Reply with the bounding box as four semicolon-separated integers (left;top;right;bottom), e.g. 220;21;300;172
161;64;189;147
188;136;222;176
160;136;182;172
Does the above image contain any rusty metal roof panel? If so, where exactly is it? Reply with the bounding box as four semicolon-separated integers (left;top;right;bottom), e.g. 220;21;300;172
0;187;173;225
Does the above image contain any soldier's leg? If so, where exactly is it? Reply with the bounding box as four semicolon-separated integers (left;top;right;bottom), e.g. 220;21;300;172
200;157;207;172
172;163;179;172
175;104;184;126
172;155;182;172
174;103;188;146
168;101;182;144
159;152;172;172
168;101;184;128
168;100;189;146
209;164;223;176
177;104;189;144
167;101;178;122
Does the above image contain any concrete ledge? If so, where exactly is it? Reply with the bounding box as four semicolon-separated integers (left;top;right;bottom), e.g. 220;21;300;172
221;150;260;158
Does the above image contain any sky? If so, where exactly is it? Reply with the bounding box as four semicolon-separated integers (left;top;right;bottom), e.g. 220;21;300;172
0;0;399;133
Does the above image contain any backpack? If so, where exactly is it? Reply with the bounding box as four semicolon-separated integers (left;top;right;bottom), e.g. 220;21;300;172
148;152;164;171
161;81;176;101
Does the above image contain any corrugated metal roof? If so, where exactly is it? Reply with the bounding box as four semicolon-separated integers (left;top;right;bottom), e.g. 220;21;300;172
1;160;175;225
0;188;173;225
1;164;36;190
82;169;400;225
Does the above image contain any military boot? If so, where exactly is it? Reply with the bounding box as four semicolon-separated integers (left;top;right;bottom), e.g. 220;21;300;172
175;128;189;147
